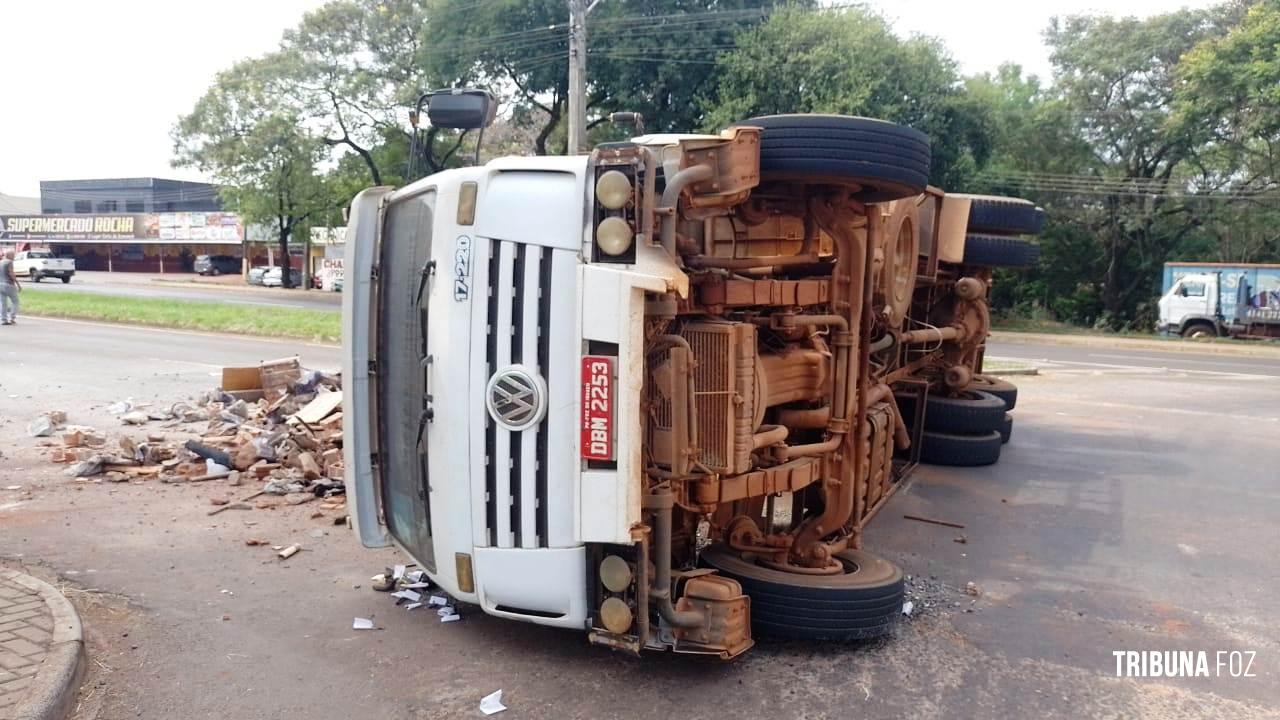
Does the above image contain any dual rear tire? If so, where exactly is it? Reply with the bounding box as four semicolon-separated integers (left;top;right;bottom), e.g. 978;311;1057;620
898;378;1019;465
951;194;1043;268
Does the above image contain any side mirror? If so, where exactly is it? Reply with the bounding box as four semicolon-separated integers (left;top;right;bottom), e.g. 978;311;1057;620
426;89;496;130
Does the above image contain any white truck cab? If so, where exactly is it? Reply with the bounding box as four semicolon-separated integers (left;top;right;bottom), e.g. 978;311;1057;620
343;150;693;635
1157;272;1222;338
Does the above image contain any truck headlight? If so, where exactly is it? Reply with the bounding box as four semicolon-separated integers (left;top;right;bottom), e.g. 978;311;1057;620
596;217;634;256
595;170;632;210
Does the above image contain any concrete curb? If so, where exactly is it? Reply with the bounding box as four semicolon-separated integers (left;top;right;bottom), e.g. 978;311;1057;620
0;570;85;720
983;367;1040;376
991;330;1280;358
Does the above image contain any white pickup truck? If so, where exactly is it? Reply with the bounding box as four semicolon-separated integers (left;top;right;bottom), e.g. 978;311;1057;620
14;250;75;283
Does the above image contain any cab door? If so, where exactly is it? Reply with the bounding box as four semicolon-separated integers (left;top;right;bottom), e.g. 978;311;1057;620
342;186;439;572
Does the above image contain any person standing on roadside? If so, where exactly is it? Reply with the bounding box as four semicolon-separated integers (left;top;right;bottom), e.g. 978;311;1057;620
0;250;20;325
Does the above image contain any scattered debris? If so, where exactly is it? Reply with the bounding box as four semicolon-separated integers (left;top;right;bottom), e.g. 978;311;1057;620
953;535;967;544
106;400;134;415
36;357;343;498
902;514;966;529
901;601;914;617
479;690;507;716
352;617;376;630
207;502;252;516
244;538;268;546
278;544;301;560
965;581;981;597
27;415;57;437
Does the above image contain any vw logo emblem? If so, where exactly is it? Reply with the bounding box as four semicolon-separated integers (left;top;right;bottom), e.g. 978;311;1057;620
485;365;547;431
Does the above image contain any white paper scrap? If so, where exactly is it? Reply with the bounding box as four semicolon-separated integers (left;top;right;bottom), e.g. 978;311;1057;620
901;601;914;617
441;613;461;623
403;582;431;589
436;606;454;617
391;589;422;602
406;602;423;611
393;564;406;579
352;617;375;630
428;595;448;606
479;689;506;715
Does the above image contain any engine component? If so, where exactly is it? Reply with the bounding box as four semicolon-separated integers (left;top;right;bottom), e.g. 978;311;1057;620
648;321;829;476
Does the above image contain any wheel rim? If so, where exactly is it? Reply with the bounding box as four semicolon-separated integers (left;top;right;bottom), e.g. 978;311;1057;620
704;546;900;590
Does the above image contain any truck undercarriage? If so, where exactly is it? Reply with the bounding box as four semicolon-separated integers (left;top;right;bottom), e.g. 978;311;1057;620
582;116;1039;657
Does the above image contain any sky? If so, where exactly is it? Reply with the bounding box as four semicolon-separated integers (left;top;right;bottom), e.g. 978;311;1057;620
0;0;1221;199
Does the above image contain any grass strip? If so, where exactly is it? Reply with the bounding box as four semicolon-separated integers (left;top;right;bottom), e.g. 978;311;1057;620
22;290;340;343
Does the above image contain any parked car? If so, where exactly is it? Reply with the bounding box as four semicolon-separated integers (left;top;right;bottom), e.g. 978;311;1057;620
13;250;75;283
261;267;284;287
247;266;273;286
194;254;241;276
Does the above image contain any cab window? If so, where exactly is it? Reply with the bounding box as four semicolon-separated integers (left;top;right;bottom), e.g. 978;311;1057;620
1181;281;1205;297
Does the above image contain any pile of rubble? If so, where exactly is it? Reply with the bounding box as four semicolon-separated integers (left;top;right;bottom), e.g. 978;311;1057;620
30;357;347;511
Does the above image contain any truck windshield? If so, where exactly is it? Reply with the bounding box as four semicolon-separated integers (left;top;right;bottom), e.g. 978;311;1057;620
376;191;437;568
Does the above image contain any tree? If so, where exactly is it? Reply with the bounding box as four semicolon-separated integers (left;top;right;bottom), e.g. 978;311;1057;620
1034;7;1238;327
1174;1;1280;264
425;0;790;155
962;65;1103;323
173;56;332;288
703;5;991;189
280;0;433;186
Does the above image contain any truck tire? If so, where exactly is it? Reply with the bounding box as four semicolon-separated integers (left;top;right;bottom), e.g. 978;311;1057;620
29;270;40;283
951;194;1044;235
919;430;1003;466
999;413;1013;444
736;114;930;202
896;390;1006;434
1181;322;1217;339
967;374;1017;410
701;546;903;641
61;276;71;284
962;234;1041;268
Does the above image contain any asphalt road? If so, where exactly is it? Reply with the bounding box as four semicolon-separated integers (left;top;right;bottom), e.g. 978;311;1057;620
22;270;343;312
1;321;1276;719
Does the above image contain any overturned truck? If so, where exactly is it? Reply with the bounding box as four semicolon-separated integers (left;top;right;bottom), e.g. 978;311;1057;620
343;111;1040;659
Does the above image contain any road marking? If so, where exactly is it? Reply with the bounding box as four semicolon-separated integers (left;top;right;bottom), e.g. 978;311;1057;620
1086;352;1271;369
150;358;225;371
1029;396;1280;423
994;356;1280;380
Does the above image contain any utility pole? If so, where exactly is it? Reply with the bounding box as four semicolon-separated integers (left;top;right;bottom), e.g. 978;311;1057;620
567;0;599;155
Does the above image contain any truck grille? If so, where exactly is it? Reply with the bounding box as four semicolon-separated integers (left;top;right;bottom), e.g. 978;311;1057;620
482;239;554;548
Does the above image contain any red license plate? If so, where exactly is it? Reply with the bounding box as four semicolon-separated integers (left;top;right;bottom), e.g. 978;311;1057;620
581;355;614;461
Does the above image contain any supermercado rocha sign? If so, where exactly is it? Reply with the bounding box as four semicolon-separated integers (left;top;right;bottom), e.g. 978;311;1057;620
0;213;243;244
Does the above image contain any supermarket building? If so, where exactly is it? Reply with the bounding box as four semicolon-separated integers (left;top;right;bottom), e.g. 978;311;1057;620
0;177;243;272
